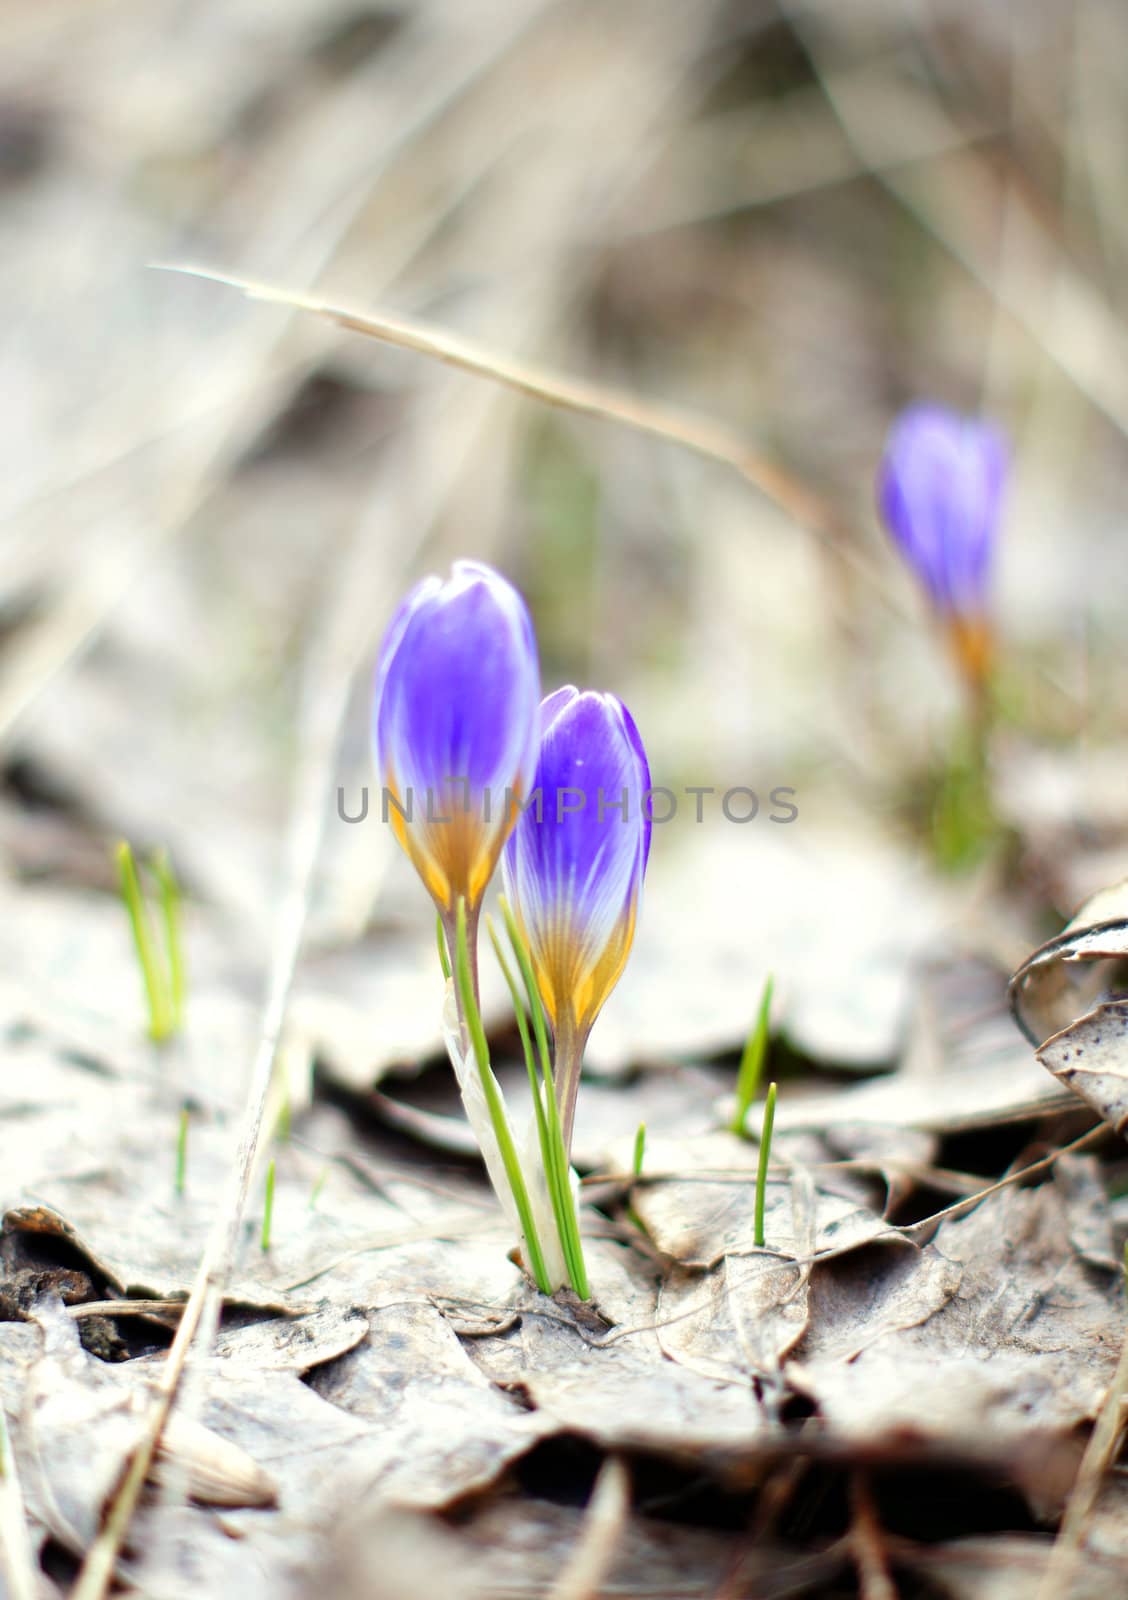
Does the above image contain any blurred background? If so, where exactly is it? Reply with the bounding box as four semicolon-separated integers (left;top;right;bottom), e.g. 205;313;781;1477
5;12;1128;1589
2;0;1126;1085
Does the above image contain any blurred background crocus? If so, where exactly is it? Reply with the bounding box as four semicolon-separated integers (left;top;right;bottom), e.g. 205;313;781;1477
877;404;1008;696
504;687;651;1151
372;561;540;930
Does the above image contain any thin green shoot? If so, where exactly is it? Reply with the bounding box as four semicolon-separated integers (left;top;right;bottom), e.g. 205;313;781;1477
454;898;551;1295
436;911;451;981
261;1159;276;1252
274;1080;292;1143
152;848;186;1029
632;1123;646;1177
175;1106;189;1196
117;841;173;1041
308;1167;328;1210
488;913;588;1299
731;975;774;1135
754;1082;778;1249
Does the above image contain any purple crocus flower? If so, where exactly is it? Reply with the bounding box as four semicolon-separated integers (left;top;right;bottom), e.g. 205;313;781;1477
878;403;1007;624
503;687;650;1148
373;560;540;916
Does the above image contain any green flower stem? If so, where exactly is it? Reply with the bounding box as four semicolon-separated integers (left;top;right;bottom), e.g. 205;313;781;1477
498;897;588;1291
548;1008;585;1160
490;909;588;1299
498;898;551;1081
487;918;551;1149
930;717;997;874
497;898;586;1160
454;899;551;1294
442;900;481;1051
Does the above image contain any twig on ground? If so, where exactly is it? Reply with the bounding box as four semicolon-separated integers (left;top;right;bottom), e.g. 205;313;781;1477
70;456;385;1600
0;1407;37;1600
66;1300;190;1321
850;1471;899;1600
547;1456;630;1600
155;263;840;543
1035;1275;1128;1600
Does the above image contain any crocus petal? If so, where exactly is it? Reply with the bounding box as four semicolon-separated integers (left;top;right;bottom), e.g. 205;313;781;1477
877;404;1007;617
503;687;650;1038
373;560;540;912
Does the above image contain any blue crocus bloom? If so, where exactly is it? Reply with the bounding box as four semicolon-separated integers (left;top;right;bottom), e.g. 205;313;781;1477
373;560;540;916
877;404;1007;675
503;687;650;1144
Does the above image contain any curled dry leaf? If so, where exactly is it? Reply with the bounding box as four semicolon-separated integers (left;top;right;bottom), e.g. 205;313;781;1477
1010;878;1128;1136
1010;878;1128;1048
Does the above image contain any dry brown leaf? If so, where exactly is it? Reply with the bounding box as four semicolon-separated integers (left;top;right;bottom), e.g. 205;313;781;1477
789;1165;1125;1459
